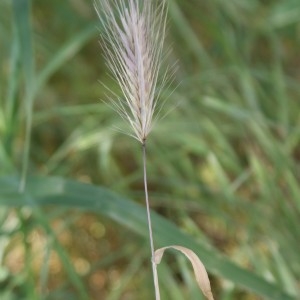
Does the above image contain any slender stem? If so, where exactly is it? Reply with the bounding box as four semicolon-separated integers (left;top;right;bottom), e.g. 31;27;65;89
142;142;160;300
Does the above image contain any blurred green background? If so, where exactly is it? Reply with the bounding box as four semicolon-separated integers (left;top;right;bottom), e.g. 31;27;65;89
1;0;300;299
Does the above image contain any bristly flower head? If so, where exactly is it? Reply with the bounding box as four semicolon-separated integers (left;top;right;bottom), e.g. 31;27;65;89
95;0;168;144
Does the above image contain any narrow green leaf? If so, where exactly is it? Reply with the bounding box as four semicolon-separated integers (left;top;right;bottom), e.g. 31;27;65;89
12;0;36;191
168;0;213;68
12;0;35;100
35;24;99;95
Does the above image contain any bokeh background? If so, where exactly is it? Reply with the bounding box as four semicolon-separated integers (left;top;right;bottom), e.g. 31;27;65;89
1;0;300;299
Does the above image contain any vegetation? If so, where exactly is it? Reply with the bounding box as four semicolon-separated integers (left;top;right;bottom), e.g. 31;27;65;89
0;0;299;299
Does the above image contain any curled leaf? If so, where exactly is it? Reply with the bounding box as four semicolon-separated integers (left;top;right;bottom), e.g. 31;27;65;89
154;245;214;300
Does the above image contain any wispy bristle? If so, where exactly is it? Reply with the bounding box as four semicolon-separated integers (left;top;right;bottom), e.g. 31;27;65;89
95;0;168;144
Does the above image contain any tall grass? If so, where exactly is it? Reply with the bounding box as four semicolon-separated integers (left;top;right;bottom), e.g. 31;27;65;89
95;0;170;298
0;0;299;299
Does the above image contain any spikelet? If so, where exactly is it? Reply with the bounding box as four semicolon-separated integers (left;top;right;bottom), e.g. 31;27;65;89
95;0;167;144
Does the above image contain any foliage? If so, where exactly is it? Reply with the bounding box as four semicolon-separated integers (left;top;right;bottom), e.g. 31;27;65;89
0;0;299;299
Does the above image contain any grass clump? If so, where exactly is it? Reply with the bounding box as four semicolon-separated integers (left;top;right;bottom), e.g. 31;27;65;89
0;0;299;299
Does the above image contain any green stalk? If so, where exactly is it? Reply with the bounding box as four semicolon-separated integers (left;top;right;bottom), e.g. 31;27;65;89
142;143;160;299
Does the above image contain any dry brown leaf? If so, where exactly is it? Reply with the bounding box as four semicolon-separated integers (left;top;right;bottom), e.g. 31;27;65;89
154;245;215;300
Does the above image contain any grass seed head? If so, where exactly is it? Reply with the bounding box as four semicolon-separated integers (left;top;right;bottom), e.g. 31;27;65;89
95;0;168;144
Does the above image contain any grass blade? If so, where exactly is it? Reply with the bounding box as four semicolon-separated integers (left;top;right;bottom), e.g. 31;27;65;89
12;0;35;191
35;24;99;95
